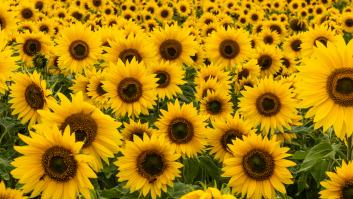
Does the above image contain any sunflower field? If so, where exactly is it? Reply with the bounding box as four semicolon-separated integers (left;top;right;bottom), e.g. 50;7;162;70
3;0;353;198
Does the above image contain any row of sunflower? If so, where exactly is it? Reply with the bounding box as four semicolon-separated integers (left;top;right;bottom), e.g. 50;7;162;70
1;0;353;199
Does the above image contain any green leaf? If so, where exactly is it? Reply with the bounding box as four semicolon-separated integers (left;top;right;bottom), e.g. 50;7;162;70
167;182;201;198
182;157;200;184
199;155;220;180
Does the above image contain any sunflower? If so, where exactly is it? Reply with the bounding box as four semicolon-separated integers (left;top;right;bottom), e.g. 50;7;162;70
341;13;353;33
195;77;224;100
121;120;153;143
253;44;281;77
223;133;296;199
11;125;96;199
255;27;281;46
320;161;353;199
9;72;54;126
181;187;237;199
296;38;353;139
0;38;17;94
0;3;16;31
206;27;252;68
155;100;207;157
56;23;101;74
105;31;156;66
38;92;121;171
157;5;173;21
151;60;186;100
115;134;183;199
195;63;231;88
151;25;197;65
280;54;298;76
207;114;255;161
70;70;94;100
236;59;261;81
18;32;52;67
238;78;299;134
301;25;337;56
200;91;232;121
103;59;158;117
17;2;36;21
86;69;109;109
176;0;191;17
0;181;24;199
283;33;303;58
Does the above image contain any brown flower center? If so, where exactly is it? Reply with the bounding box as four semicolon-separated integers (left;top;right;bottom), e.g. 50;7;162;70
159;39;182;61
290;39;302;52
21;8;33;19
243;149;274;180
256;92;281;116
156;71;171;88
96;82;107;96
342;181;353;199
326;68;353;107
119;48;142;63
219;39;240;59
257;55;273;71
346;19;353;28
137;150;165;183
168;118;194;144
69;40;89;60
221;129;243;152
238;68;250;79
25;84;45;109
117;78;143;103
314;36;328;47
23;39;41;56
206;99;223;114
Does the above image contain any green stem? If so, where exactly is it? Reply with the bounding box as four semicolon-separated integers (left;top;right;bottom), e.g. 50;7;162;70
347;135;353;161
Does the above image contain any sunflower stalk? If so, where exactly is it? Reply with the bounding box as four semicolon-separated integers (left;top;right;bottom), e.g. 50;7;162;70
347;135;353;161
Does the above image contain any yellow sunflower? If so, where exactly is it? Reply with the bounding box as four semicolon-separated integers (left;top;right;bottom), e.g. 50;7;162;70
38;92;121;171
70;70;95;100
320;161;353;199
115;134;183;199
195;63;231;89
200;90;233;121
0;3;16;31
121;120;153;143
17;2;36;21
56;23;101;74
151;60;186;100
283;33;303;58
253;44;281;77
0;181;24;199
9;72;54;126
297;38;353;139
150;25;197;65
103;59;158;117
86;69;109;109
255;27;281;46
195;77;224;100
181;187;237;199
238;78;299;134
301;25;337;56
341;13;353;33
11;125;96;199
0;37;17;94
205;27;252;68
155;100;207;157
223;133;296;199
235;59;261;81
207;114;255;162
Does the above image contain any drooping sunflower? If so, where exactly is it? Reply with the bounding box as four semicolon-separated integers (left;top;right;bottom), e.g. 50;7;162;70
56;23;101;74
297;38;353;139
223;133;296;199
200;91;233;121
301;25;337;56
207;114;255;162
121;120;153;143
0;181;24;199
11;125;96;199
155;100;207;157
205;27;252;68
38;92;122;171
115;135;183;199
18;31;52;67
103;59;158;117
150;25;197;65
320;161;353;199
105;31;156;66
9;72;54;126
238;78;299;134
151;60;186;100
253;44;281;77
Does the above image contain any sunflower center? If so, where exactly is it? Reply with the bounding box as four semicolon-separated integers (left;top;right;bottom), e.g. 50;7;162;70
264;35;274;44
327;68;353;107
346;19;353;27
161;10;169;18
314;36;328;47
180;6;186;12
35;1;44;10
238;69;250;79
25;84;45;109
159;39;182;61
93;0;102;7
243;149;274;180
60;113;98;148
343;181;353;199
221;129;243;152
219;39;240;59
290;39;301;52
42;146;77;182
96;82;107;96
119;48;142;63
137;150;165;182
69;40;89;60
0;17;5;29
40;25;49;33
281;58;290;68
156;71;171;88
117;78;143;103
21;8;33;19
206;100;222;114
256;92;281;116
168;118;194;144
129;129;145;141
258;55;273;70
289;19;306;32
23;39;42;56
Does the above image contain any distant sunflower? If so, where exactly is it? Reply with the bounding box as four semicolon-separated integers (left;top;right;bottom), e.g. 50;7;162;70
17;2;36;21
255;27;281;46
156;100;207;157
206;27;252;68
236;59;261;81
320;161;353;199
195;63;231;88
56;23;101;73
9;72;54;126
157;5;173;21
207;114;255;161
195;77;223;100
253;44;281;77
103;59;158;117
18;32;52;66
121;120;153;143
301;25;337;56
86;69;109;108
70;70;94;100
341;13;353;33
297;38;353;139
200;91;233;121
0;181;24;199
151;25;197;65
151;61;186;100
223;134;295;199
115;135;182;199
38;92;122;171
283;33;303;58
0;4;16;31
0;39;17;94
11;125;96;199
238;78;299;134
